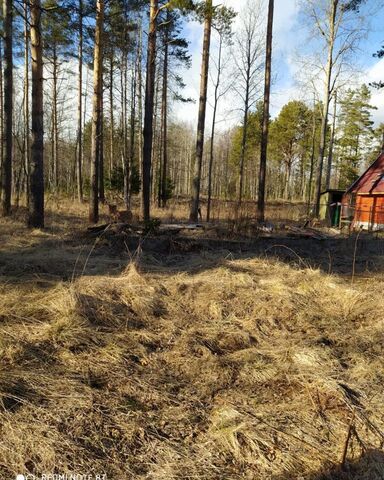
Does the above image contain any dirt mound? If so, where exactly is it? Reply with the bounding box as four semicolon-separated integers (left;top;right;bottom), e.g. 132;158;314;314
0;257;383;479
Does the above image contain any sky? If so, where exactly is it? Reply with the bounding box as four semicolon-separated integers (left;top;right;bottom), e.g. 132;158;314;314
174;0;384;130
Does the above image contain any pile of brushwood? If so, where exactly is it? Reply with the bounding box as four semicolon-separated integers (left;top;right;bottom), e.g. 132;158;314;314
0;255;383;479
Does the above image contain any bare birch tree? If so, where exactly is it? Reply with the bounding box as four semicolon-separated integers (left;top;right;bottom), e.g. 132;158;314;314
325;91;337;189
231;0;264;206
206;6;235;221
300;0;370;215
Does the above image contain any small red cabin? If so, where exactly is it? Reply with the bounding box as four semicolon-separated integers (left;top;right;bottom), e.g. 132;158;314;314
342;153;384;231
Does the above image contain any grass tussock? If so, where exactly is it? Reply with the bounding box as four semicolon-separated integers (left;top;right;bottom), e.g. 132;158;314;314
0;257;383;479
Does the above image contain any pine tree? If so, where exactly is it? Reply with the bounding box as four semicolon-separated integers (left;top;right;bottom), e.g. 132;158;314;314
268;101;312;200
206;6;235;220
337;84;376;187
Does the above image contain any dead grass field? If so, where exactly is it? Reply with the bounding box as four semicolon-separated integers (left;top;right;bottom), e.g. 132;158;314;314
0;201;383;479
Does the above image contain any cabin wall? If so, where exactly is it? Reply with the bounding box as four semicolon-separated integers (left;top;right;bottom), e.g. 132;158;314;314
352;195;384;231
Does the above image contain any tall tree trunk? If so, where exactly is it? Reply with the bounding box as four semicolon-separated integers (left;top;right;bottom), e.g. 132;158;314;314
257;0;274;223
121;52;129;209
314;0;338;216
153;65;161;206
142;0;158;222
28;0;44;228
83;67;88;173
52;45;59;190
137;24;143;184
238;41;252;208
325;91;337;190
207;34;223;222
307;94;317;213
76;0;83;202
99;87;105;202
24;0;30;207
129;43;138;209
239;110;249;206
284;163;291;200
160;17;169;208
1;0;13;216
0;40;3;201
89;0;104;223
109;50;114;181
189;0;212;222
122;2;130;209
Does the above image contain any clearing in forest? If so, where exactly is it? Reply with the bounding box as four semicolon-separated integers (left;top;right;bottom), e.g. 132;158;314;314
0;212;383;479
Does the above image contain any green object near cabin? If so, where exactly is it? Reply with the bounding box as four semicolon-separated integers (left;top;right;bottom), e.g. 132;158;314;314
319;189;345;227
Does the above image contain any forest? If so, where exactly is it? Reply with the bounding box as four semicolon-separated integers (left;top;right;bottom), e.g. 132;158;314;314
1;1;384;480
0;0;382;225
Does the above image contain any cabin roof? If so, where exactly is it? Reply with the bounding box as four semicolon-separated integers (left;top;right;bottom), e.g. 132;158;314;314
321;189;345;195
346;152;384;195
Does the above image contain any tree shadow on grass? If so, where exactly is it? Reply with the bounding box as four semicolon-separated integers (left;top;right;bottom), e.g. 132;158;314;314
2;213;384;286
133;233;384;278
0;219;129;285
272;449;384;480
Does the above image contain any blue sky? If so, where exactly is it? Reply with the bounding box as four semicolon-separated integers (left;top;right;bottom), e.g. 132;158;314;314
174;0;384;128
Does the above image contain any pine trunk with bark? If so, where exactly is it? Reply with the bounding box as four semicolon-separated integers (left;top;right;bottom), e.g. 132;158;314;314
129;45;138;210
137;24;143;183
160;18;169;208
52;45;59;190
24;0;30;207
142;0;158;222
0;40;3;200
76;0;83;202
121;52;129;209
109;50;114;181
28;0;44;228
190;0;212;223
1;0;13;216
89;0;104;223
99;88;105;203
257;0;274;223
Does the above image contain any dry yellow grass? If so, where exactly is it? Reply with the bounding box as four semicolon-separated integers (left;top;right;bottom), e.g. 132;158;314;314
0;194;307;231
0;245;383;479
